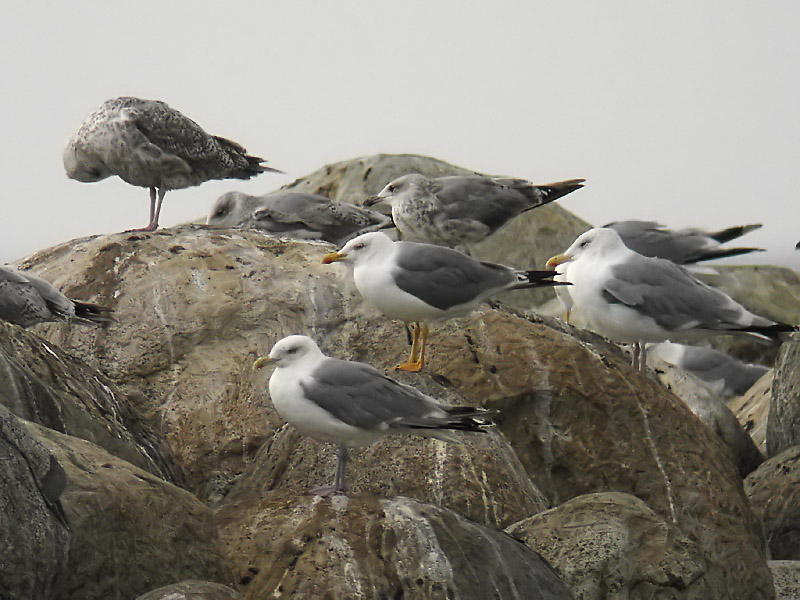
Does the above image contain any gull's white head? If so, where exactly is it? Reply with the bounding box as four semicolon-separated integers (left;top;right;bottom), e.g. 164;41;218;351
253;335;325;371
371;174;428;205
207;191;253;226
546;227;628;268
321;231;395;266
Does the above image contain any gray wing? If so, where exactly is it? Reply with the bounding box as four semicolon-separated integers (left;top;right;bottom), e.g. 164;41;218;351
601;255;759;332
676;345;769;396
392;243;515;310
299;359;449;431
605;221;710;263
0;267;64;327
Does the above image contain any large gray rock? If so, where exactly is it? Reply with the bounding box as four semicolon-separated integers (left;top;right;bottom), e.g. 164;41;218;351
136;580;242;600
770;561;800;600
0;404;69;600
506;492;712;599
728;369;772;456
0;320;178;482
745;444;800;560
768;341;800;457
27;422;233;600
215;493;573;600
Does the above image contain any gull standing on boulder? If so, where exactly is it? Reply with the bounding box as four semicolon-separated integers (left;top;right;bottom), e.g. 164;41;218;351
207;190;392;245
64;97;281;231
253;335;495;496
0;266;112;328
323;231;565;372
546;228;796;370
366;173;584;248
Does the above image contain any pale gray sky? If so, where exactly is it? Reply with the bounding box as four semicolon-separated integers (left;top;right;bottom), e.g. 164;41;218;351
2;1;798;269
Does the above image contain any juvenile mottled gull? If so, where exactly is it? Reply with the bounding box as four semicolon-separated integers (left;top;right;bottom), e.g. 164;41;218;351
207;190;392;244
323;231;564;372
64;97;281;231
0;266;112;328
253;335;495;496
605;220;764;264
546;228;796;370
365;173;584;247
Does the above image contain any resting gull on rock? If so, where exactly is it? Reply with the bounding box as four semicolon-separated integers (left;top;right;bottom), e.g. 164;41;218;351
207;190;392;245
323;231;565;372
365;173;584;248
605;220;764;264
253;335;495;496
64;96;281;231
546;228;796;370
0;266;112;328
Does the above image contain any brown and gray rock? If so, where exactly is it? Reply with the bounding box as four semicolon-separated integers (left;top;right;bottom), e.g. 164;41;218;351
728;369;772;456
0;404;69;600
768;341;800;457
0;320;178;481
770;561;800;600
745;444;800;560
26;422;233;600
215;493;573;600
136;580;242;600
506;492;712;599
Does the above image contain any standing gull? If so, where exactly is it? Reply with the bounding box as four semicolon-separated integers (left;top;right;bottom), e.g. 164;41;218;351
323;231;564;372
64;97;281;231
366;173;584;248
605;220;764;264
207;190;392;244
546;228;796;370
0;266;112;328
253;335;495;496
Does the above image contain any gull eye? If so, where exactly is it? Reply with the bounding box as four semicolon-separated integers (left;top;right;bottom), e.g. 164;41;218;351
353;243;366;250
580;240;590;248
286;346;299;354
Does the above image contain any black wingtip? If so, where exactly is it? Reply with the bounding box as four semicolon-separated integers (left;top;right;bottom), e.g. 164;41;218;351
72;300;114;326
708;223;762;244
684;246;766;264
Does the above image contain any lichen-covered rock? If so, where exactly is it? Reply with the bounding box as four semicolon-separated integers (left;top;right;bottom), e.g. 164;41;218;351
728;369;772;456
26;422;233;600
745;444;800;560
506;492;711;599
770;561;800;600
215;493;573;600
0;404;69;600
0;320;177;481
768;342;800;457
135;580;242;600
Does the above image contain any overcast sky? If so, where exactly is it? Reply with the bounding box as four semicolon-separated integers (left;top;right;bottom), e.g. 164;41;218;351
2;1;798;269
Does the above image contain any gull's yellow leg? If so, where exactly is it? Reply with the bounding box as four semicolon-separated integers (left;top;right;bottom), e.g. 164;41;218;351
395;322;426;372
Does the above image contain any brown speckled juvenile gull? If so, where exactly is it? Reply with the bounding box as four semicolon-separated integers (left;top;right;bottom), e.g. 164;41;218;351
365;173;584;248
207;190;392;244
0;266;112;328
63;97;281;231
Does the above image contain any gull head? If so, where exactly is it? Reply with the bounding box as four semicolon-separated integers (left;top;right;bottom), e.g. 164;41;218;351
322;231;394;266
364;174;428;206
546;227;628;268
63;144;110;183
207;191;253;226
253;335;325;370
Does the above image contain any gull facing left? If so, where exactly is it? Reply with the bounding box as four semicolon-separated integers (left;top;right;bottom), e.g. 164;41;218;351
253;335;495;496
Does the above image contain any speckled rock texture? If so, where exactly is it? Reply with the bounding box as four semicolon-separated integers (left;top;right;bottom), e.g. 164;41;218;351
768;342;800;457
770;561;800;600
135;580;242;600
215;493;573;600
745;444;800;560
27;421;234;600
506;492;711;599
0;404;69;600
728;368;772;456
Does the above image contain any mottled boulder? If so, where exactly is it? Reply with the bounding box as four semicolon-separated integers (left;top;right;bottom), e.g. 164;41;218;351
745;444;800;560
215;493;573;600
0;320;177;481
26;422;233;600
770;561;800;600
136;580;242;600
728;369;772;456
506;492;711;599
768;342;800;457
0;404;69;600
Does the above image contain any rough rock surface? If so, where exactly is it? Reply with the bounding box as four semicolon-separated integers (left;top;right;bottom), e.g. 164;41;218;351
770;561;800;600
745;444;800;560
0;320;177;481
506;492;711;599
769;341;800;457
27;421;233;600
136;580;242;600
0;404;69;600
728;369;772;456
215;493;573;600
